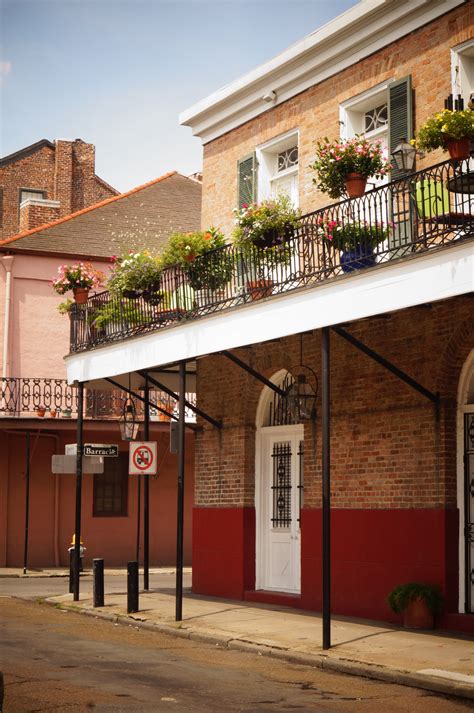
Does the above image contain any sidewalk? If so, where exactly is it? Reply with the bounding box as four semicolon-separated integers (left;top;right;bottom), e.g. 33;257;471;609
0;567;190;578
47;587;474;701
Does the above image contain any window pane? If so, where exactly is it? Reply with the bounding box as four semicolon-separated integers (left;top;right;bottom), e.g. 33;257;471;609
93;453;128;517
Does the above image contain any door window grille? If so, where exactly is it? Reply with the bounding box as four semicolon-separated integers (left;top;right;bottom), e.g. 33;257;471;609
271;441;292;528
266;372;298;426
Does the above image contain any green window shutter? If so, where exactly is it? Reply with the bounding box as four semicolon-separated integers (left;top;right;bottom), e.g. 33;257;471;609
237;153;257;209
388;75;413;180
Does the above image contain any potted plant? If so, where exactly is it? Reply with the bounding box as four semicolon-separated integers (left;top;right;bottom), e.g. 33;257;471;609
92;298;145;336
387;582;443;629
159;228;232;306
310;136;392;199
317;218;390;272
415;108;474;161
107;250;162;302
57;298;74;316
36;406;46;417
52;263;105;304
61;408;72;418
233;196;297;299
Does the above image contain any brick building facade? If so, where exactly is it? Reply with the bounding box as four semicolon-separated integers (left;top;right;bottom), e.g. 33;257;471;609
63;0;473;633
0;138;118;240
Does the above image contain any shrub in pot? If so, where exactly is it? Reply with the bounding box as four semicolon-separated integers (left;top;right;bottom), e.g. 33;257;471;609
107;250;162;300
160;228;232;299
310;136;392;199
317;218;391;272
415;108;474;160
387;582;443;629
52;263;105;303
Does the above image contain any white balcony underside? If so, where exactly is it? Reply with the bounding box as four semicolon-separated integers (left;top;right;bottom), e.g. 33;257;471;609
65;242;474;387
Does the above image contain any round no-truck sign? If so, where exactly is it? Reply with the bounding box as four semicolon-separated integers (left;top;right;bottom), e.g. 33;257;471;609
129;442;158;475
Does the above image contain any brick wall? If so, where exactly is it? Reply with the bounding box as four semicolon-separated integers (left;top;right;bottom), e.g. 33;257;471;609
201;2;473;235
0;140;117;239
194;295;472;511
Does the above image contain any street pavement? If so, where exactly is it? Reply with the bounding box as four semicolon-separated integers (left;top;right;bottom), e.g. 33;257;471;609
1;597;473;712
1;568;473;702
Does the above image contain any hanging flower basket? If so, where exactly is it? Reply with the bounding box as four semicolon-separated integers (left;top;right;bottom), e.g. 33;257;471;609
73;287;90;304
344;173;368;199
415;109;474;161
445;137;471;161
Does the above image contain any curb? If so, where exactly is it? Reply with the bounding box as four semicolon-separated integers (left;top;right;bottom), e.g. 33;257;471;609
44;599;474;701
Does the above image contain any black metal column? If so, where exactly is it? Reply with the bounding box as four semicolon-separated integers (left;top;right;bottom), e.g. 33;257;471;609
144;376;150;591
136;474;141;562
175;361;186;621
22;431;30;574
321;327;331;650
73;382;84;601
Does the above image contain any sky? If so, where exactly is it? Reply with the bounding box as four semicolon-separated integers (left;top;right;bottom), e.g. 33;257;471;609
1;0;358;192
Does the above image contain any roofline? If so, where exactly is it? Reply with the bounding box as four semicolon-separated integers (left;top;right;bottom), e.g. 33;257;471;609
0;246;112;262
0;170;181;248
0;139;55;166
94;173;120;196
179;0;465;144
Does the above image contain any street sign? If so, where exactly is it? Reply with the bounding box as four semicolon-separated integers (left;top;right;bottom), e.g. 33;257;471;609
52;455;104;474
129;441;157;475
65;443;119;457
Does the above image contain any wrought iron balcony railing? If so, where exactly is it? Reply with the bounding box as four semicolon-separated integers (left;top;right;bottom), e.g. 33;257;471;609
69;157;473;353
0;377;196;422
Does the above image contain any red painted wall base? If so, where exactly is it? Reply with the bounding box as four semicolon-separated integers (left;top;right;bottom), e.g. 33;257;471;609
193;506;466;631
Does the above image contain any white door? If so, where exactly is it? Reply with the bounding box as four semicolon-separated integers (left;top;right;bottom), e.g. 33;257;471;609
270;171;298;207
257;426;303;593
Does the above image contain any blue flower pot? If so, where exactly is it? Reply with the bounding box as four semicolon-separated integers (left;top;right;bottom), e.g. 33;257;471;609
340;245;376;273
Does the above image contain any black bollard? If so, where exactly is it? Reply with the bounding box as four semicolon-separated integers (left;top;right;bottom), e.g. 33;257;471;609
127;561;139;614
69;549;74;594
93;558;104;607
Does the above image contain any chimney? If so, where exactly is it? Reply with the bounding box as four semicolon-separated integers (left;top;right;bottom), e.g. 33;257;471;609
53;140;74;216
72;139;96;212
19;198;61;232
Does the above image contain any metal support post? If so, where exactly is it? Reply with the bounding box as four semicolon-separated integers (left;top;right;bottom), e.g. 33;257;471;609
127;561;139;613
321;327;331;650
136;474;141;562
69;549;74;594
144;376;150;591
175;361;186;621
93;558;104;607
22;431;30;575
73;381;84;601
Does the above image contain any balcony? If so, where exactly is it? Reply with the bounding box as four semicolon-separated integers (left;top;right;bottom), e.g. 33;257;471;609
0;377;196;422
69;158;473;354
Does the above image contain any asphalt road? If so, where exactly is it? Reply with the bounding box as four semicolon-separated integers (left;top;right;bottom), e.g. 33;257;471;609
1;597;472;713
0;573;191;599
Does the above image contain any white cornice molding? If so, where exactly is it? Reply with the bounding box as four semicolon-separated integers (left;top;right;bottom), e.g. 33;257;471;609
180;0;465;144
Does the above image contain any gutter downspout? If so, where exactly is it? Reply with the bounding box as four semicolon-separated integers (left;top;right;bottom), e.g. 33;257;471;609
2;255;14;379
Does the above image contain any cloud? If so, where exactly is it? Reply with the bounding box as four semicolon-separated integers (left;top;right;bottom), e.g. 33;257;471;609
0;61;12;86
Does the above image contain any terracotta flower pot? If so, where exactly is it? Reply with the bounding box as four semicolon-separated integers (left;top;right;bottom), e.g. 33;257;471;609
345;173;367;198
36;408;46;418
246;279;274;301
403;597;434;629
73;287;90;304
445;137;470;161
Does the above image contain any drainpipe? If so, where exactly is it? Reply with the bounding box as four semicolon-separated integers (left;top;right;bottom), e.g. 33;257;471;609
2;255;14;379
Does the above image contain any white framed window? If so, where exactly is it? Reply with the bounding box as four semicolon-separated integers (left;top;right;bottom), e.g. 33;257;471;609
452;40;474;107
20;188;46;205
339;80;393;190
256;129;299;207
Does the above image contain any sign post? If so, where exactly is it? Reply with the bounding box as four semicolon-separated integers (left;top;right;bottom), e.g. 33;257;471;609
129;442;157;476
